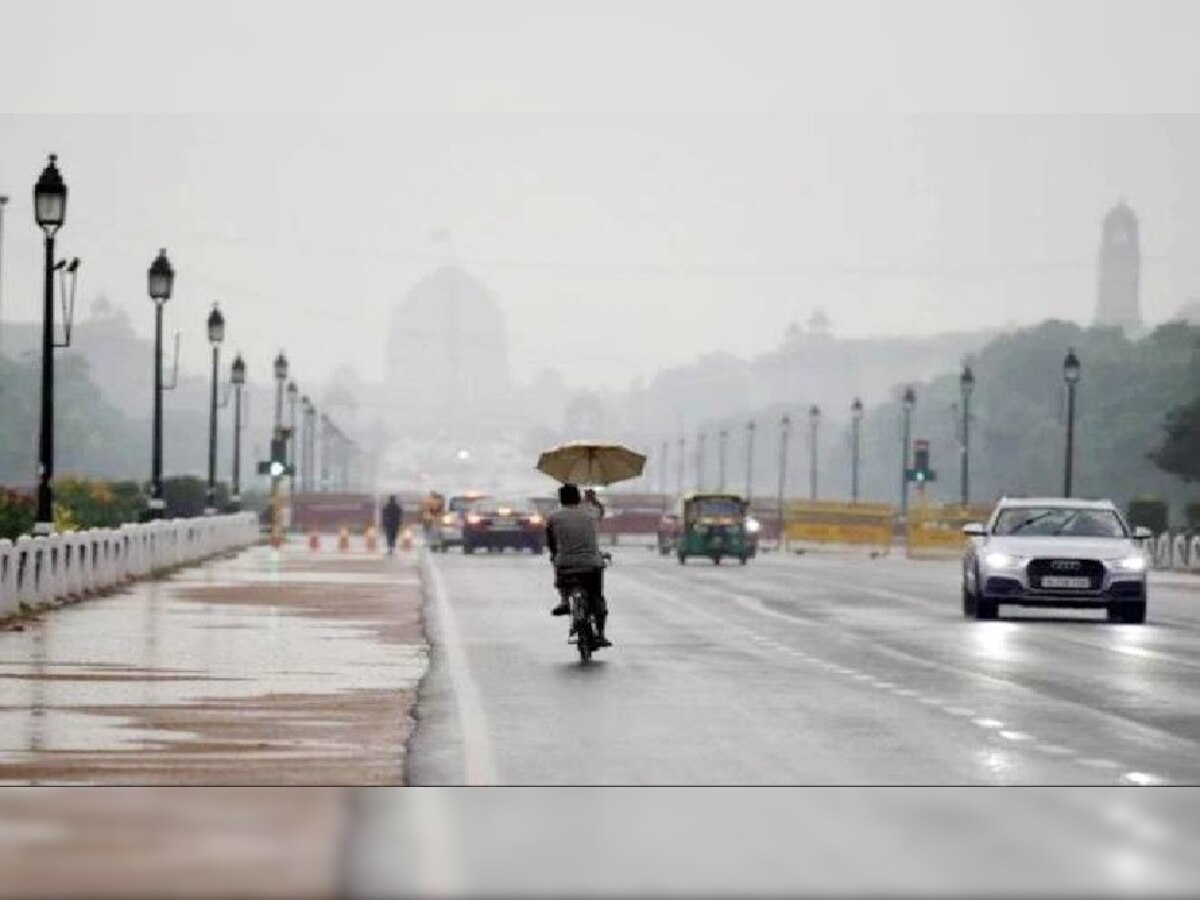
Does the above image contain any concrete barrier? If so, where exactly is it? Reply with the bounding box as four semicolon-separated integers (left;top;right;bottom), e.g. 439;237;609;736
0;513;259;618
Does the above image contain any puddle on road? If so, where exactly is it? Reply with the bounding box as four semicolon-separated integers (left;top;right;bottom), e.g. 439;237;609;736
0;546;428;783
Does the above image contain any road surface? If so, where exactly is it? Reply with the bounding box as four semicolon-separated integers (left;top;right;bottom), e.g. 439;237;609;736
405;547;1200;786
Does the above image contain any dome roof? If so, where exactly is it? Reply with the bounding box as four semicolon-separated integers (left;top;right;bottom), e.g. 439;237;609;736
394;265;505;331
1104;197;1137;225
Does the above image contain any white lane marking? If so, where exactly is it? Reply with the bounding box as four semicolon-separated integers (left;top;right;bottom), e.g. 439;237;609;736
422;551;499;785
1035;744;1075;756
945;707;977;717
1077;758;1121;770
1122;771;1163;785
999;731;1033;742
972;718;1005;730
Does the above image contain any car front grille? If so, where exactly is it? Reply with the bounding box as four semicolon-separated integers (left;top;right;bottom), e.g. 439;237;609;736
1026;558;1105;591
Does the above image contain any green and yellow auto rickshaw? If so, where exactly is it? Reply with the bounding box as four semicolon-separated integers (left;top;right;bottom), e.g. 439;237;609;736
676;493;755;565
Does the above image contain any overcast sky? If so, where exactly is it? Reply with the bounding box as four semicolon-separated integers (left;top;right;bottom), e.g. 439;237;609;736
2;1;1200;389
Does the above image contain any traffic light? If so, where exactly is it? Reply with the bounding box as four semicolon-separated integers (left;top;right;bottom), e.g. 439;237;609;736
907;439;936;484
257;434;294;477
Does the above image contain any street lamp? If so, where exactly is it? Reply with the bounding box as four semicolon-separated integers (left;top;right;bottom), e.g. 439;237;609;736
718;429;729;492
147;248;174;519
287;380;299;497
900;386;916;520
850;398;864;502
676;436;685;497
32;154;67;534
808;405;821;500
1063;348;1081;497
696;431;707;492
745;419;756;505
301;397;315;493
273;351;288;428
230;353;246;508
204;304;225;515
959;364;975;507
777;414;791;549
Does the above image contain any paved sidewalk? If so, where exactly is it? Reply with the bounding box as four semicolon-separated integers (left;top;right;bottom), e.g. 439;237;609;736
0;540;428;897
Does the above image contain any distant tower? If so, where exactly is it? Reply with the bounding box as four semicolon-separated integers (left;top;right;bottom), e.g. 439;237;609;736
1094;199;1141;332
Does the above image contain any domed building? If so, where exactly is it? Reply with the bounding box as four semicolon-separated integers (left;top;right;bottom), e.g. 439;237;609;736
385;266;513;435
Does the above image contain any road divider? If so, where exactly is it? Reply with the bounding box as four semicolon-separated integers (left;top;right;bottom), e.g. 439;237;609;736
783;501;895;554
905;504;991;559
0;513;259;617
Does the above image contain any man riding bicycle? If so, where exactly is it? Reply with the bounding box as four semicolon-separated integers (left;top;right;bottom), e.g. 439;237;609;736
547;483;611;647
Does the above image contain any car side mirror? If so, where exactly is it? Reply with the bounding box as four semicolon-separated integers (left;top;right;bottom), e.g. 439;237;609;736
962;523;986;537
1133;526;1154;540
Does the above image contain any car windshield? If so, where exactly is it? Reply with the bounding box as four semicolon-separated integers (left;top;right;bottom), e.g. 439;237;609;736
992;507;1128;538
690;498;743;518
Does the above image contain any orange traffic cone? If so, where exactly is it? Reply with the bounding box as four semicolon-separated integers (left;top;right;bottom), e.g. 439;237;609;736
308;531;320;551
338;527;350;552
365;526;379;553
400;527;413;552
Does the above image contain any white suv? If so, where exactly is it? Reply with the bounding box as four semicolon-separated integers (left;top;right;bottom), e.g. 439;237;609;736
962;498;1151;623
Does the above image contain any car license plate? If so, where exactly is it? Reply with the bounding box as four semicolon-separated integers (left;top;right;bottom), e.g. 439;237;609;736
1040;575;1091;589
492;521;518;531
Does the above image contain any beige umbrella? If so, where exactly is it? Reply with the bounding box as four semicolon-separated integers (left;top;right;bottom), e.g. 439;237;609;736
536;441;647;487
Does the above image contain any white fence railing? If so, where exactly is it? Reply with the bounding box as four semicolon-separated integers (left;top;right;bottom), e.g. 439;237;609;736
0;513;260;617
1146;532;1200;573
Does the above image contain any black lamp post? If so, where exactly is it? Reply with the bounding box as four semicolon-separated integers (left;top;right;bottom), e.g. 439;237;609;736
147;248;175;519
745;419;756;505
676;436;685;497
808;405;821;500
32;154;67;534
696;431;706;492
230;353;245;508
959;364;975;507
850;398;863;502
718;429;729;492
287;380;298;497
777;414;791;548
1063;348;1081;497
900;386;916;520
302;397;315;493
204;304;225;515
273;352;288;429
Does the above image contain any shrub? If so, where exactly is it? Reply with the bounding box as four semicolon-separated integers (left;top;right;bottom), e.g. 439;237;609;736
1127;498;1169;534
0;489;35;541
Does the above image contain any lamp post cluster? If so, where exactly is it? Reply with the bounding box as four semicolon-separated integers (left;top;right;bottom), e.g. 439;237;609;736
26;152;369;533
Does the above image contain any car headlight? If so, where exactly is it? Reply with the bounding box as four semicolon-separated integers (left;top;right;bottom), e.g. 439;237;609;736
746;518;761;534
985;552;1023;569
1111;556;1147;572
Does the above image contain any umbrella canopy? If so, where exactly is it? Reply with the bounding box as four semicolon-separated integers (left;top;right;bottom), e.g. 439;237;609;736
536;441;647;487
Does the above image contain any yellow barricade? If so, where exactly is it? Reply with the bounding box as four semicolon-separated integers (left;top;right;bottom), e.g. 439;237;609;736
906;504;992;558
784;501;896;553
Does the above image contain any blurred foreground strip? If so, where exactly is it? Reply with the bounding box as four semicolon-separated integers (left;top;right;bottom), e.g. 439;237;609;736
0;787;349;899
346;787;1200;898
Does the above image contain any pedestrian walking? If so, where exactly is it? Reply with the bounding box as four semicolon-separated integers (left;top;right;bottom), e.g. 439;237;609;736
382;495;403;555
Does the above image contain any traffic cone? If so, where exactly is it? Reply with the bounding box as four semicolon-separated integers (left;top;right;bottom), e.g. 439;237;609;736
308;531;320;551
401;527;413;552
365;526;379;553
338;527;350;552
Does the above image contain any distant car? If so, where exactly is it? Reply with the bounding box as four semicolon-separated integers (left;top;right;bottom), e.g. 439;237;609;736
463;498;546;554
962;497;1152;623
427;493;489;553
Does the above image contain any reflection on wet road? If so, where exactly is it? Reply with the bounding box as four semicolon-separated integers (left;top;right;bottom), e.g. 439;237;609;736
0;544;426;785
407;547;1200;785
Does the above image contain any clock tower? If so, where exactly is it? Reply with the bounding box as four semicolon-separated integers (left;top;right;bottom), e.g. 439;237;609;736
1094;198;1142;333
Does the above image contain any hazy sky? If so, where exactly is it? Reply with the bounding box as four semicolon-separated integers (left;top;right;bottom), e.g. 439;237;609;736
2;2;1200;389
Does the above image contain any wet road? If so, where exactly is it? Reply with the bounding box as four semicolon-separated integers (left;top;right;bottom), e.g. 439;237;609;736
406;547;1200;785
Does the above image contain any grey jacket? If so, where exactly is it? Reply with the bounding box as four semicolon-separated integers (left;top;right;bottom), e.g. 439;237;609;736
547;505;605;573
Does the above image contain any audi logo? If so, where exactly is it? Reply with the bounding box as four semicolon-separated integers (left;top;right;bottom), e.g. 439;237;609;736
1050;560;1082;571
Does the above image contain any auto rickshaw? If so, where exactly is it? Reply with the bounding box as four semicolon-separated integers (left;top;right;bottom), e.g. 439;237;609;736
675;493;755;565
